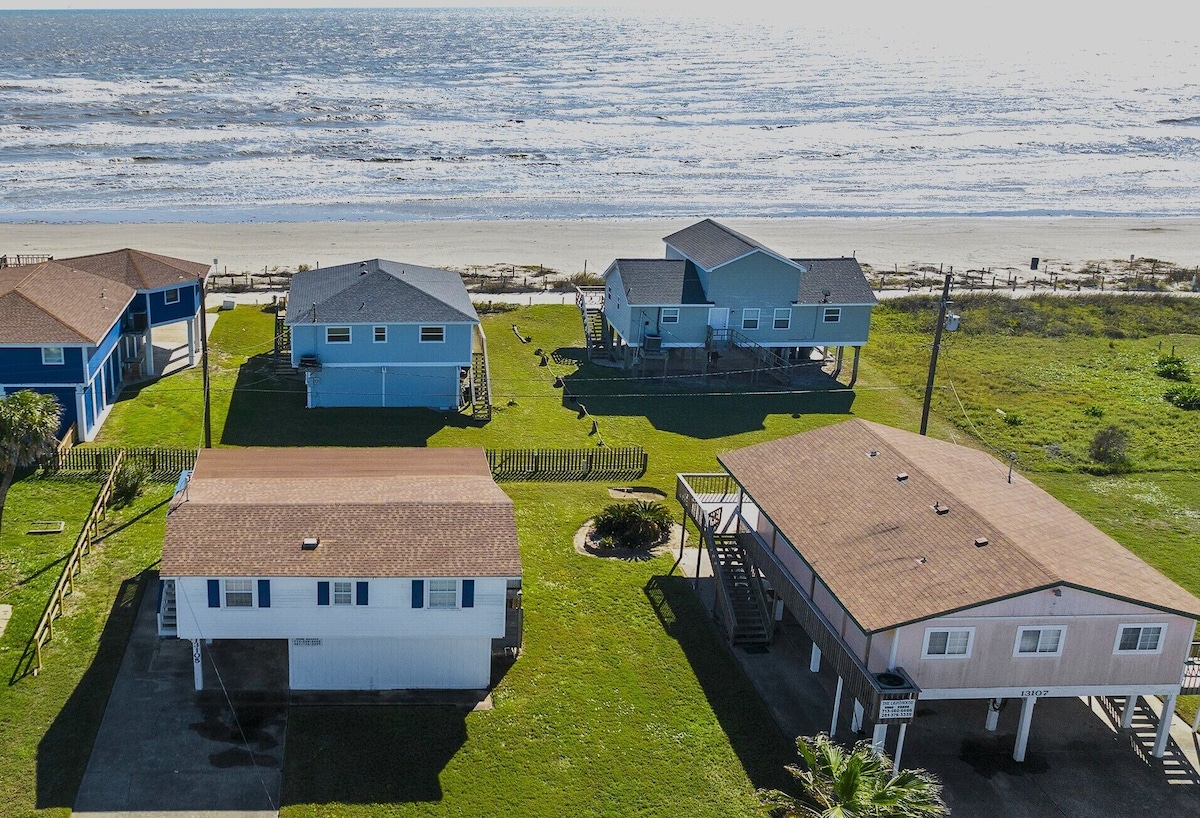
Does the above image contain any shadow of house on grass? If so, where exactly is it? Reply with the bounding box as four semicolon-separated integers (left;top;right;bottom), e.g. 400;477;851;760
280;705;469;806
220;355;481;447
34;570;149;810
643;574;795;794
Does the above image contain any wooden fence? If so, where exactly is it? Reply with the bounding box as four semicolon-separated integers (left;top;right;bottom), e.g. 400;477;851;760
20;453;126;678
50;446;197;479
486;446;647;481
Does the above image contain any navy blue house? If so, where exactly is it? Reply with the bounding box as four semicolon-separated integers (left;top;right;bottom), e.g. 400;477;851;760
0;249;210;441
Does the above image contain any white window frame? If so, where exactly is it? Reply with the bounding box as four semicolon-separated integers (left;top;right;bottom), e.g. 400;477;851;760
42;346;65;365
164;288;181;305
823;307;842;323
332;580;353;605
225;578;254;608
428;578;457;609
773;308;791;330
373;325;387;343
1014;625;1066;657
1114;623;1166;655
922;627;974;659
326;326;351;344
742;309;760;330
660;308;679;325
420;325;445;343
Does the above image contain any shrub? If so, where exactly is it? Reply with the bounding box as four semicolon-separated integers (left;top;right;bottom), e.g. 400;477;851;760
1165;384;1200;410
1088;425;1130;469
297;263;312;273
1002;412;1024;426
1083;405;1105;418
109;459;149;508
1153;354;1191;382
472;300;519;314
592;500;673;549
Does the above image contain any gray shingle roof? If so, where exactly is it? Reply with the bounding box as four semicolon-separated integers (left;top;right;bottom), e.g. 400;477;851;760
663;219;798;271
793;257;877;305
607;259;708;306
162;447;520;579
719;420;1200;633
285;259;478;326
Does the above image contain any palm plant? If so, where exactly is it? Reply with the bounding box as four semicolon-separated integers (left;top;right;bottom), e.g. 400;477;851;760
760;733;946;818
0;390;63;533
592;500;673;549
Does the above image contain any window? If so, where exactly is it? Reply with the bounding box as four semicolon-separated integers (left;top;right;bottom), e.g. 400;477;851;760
420;325;445;343
326;326;351;343
429;579;457;608
164;288;181;305
1015;626;1065;656
225;579;253;608
42;347;65;365
742;309;760;330
823;307;842;323
1115;624;1165;654
333;581;352;605
773;308;791;330
661;308;679;324
922;627;974;658
373;326;387;343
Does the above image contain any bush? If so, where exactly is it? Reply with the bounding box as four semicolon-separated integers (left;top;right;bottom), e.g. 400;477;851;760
1083;405;1105;418
109;459;149;508
1002;412;1024;426
1153;354;1191;382
1165;383;1200;410
1088;425;1130;469
472;300;519;314
592;500;673;549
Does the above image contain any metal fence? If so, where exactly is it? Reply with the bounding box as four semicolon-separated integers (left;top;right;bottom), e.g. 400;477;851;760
486;446;647;481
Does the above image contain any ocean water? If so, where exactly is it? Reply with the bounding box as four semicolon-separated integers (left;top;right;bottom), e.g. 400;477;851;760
1;7;1198;223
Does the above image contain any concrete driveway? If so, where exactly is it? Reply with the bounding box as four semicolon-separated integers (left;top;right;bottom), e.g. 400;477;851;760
73;576;285;817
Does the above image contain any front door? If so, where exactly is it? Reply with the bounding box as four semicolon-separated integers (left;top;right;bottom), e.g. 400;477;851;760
707;308;729;331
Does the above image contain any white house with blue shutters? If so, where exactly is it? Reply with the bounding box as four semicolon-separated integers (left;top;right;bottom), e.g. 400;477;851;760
160;446;522;691
284;259;491;416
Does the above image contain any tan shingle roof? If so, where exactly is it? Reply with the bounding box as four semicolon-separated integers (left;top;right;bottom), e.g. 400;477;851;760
0;261;136;344
60;248;210;290
718;420;1200;633
162;448;520;578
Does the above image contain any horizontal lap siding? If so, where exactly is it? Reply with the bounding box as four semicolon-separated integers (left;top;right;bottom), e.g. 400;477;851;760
289;637;491;690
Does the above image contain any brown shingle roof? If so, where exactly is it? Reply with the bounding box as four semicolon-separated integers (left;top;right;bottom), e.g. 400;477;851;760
0;261;136;344
162;448;520;578
60;248;210;291
718;420;1200;633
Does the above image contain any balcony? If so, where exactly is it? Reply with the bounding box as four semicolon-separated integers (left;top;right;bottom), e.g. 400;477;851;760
1182;641;1200;696
677;472;919;724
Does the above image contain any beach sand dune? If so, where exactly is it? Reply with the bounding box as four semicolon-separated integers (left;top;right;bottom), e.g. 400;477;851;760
3;217;1198;278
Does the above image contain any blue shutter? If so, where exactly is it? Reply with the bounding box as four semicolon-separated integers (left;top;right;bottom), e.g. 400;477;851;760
258;579;271;608
462;579;475;608
207;579;220;608
317;581;330;606
356;581;369;606
412;579;424;608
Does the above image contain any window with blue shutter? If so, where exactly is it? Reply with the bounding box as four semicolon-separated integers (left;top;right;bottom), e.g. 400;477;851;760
356;581;369;606
207;579;220;608
412;579;424;608
258;579;271;608
317;581;330;606
462;579;475;608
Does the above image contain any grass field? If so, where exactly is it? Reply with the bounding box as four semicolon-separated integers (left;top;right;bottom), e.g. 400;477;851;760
9;295;1199;816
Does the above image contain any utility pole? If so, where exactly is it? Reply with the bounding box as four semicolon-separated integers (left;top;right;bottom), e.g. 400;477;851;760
919;273;953;436
199;282;212;448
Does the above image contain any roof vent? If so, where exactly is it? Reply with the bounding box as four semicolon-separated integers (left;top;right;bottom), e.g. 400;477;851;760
868;450;879;458
301;537;319;551
916;556;928;565
974;537;989;547
933;501;950;515
896;472;909;482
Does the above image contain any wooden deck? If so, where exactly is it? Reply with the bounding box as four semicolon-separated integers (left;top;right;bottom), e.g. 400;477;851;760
1182;641;1200;695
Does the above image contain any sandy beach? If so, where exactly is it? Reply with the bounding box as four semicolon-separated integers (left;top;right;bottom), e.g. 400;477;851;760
3;217;1199;279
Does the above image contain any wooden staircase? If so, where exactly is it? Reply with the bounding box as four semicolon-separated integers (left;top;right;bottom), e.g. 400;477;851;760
707;531;773;647
471;350;492;421
157;579;177;637
575;286;607;359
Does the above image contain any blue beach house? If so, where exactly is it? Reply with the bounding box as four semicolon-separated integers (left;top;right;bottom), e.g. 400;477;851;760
579;219;876;383
0;249;210;442
285;259;491;418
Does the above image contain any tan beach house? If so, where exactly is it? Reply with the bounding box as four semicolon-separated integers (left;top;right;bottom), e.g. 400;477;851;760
676;419;1200;769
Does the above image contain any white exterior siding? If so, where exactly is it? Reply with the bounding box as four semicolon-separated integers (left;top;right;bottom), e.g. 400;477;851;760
289;637;491;690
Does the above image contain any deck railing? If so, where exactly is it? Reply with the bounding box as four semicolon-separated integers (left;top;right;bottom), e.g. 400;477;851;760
1182;640;1200;696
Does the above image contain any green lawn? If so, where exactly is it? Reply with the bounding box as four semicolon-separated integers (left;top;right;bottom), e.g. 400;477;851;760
0;482;173;818
16;296;1200;815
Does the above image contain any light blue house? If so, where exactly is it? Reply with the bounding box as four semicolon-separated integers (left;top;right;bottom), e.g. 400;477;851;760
285;259;491;418
581;219;876;383
0;249;210;441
